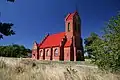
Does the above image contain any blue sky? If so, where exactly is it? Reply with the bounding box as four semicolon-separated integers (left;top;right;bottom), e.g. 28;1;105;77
0;0;120;49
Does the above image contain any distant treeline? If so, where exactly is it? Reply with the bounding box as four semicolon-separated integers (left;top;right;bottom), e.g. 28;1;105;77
0;44;32;58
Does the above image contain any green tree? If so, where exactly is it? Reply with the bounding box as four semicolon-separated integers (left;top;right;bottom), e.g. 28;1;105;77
0;23;15;39
84;32;100;58
0;44;31;58
85;12;120;73
0;0;15;39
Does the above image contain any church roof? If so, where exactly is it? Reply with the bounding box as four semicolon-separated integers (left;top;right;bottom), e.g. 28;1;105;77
65;11;78;21
38;11;78;48
39;32;66;48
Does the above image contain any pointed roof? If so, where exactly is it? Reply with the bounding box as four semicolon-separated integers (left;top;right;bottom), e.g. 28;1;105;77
32;41;38;49
39;32;66;48
65;11;78;21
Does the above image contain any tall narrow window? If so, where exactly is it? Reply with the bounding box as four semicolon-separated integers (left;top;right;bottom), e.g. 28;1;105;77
46;49;49;56
40;50;43;56
54;49;58;56
68;23;70;32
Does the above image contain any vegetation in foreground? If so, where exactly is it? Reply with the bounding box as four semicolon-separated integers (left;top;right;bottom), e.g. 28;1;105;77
0;57;120;80
84;12;120;73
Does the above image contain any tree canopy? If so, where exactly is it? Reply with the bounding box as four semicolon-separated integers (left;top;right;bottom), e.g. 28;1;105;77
0;44;31;58
0;23;15;39
84;32;100;58
84;12;120;73
0;0;15;39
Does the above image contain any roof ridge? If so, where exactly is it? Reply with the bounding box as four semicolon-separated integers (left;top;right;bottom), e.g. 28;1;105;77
39;34;49;47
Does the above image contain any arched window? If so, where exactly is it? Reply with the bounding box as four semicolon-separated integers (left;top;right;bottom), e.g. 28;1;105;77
40;50;43;56
46;49;49;56
68;23;70;32
54;49;58;56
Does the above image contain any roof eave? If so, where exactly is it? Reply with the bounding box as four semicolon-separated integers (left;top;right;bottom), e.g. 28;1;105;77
39;45;60;49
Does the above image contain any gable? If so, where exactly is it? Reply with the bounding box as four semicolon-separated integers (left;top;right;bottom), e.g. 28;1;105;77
65;11;78;21
32;42;38;49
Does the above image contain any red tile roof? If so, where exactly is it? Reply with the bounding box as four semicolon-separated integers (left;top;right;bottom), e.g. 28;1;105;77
65;11;78;21
38;11;78;48
39;32;66;48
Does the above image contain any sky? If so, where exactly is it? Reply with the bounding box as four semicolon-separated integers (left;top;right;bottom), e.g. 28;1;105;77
0;0;120;49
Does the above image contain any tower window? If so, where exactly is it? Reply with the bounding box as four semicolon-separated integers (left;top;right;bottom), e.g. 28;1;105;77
68;23;70;32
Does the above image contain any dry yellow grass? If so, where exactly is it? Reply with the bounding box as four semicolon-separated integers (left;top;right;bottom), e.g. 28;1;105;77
0;57;120;80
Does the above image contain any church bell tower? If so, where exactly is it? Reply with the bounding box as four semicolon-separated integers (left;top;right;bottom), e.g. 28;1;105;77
65;11;84;61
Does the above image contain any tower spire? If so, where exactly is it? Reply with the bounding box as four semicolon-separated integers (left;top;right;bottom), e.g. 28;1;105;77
75;3;78;12
75;0;79;13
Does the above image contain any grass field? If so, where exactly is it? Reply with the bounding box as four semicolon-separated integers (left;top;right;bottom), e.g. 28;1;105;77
0;57;120;80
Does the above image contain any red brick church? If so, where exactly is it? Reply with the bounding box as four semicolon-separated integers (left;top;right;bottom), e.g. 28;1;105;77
32;11;84;61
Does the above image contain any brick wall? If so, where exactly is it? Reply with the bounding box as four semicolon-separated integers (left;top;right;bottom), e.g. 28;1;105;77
32;49;38;59
64;47;70;61
52;47;60;61
44;48;51;60
39;49;44;60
